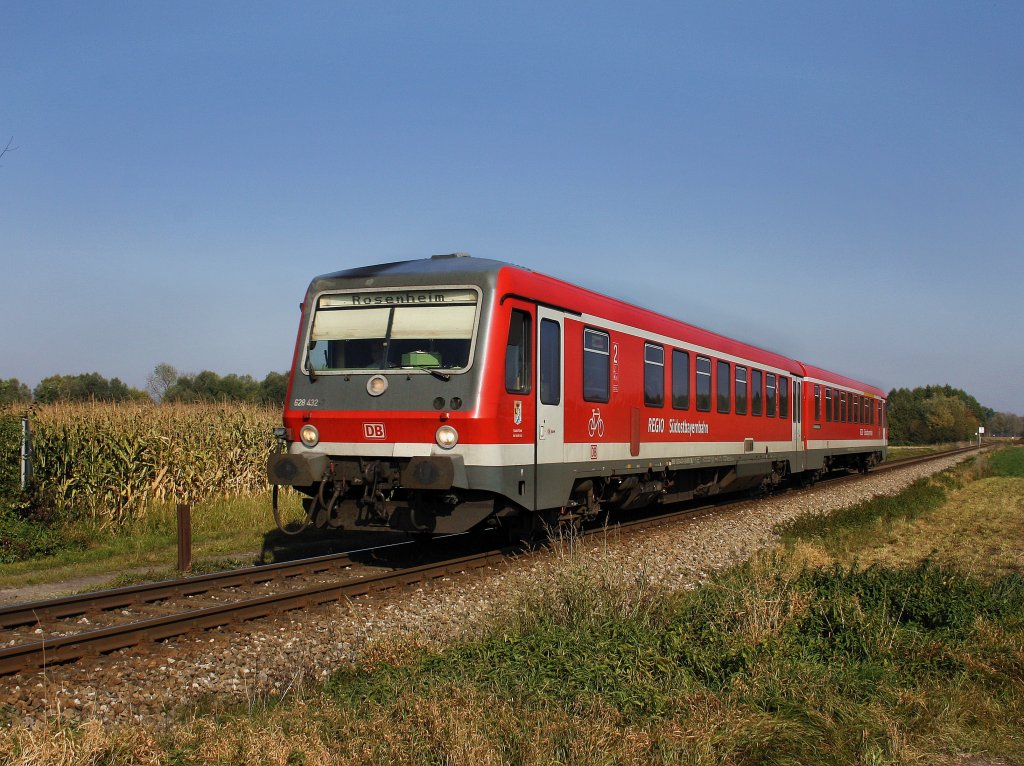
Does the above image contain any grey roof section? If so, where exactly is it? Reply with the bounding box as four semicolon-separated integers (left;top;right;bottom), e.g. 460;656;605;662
311;254;524;289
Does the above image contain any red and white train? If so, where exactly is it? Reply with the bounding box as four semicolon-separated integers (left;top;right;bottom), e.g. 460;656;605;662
268;254;887;537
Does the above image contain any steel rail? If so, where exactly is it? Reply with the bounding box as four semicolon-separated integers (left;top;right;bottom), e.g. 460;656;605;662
0;550;506;676
0;538;419;630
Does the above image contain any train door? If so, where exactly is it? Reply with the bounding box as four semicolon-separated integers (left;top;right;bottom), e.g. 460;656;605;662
791;378;805;471
502;299;537;509
535;306;565;509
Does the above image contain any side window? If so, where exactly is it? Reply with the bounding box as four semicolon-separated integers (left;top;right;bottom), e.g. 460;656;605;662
582;328;610;403
735;366;748;415
644;343;664;407
853;394;860;424
766;373;777;417
717;360;730;413
751;369;763;416
841;392;847;423
814;385;821;421
695;356;712;412
825;387;832;422
671;350;689;409
539;319;560;405
504;309;531;394
779;377;789;419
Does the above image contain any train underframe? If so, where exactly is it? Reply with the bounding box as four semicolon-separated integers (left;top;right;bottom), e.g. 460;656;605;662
270;447;885;539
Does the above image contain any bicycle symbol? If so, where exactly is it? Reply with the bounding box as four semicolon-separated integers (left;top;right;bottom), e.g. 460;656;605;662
587;408;605;438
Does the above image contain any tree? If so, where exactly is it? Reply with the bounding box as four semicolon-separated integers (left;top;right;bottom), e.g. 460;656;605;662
163;369;289;405
887;385;991;444
0;378;31;405
259;372;289;405
987;411;1024;437
147;363;179;403
0;136;15;165
33;373;148;403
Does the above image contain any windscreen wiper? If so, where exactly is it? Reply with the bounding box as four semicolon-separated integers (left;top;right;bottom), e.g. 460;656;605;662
401;365;451;381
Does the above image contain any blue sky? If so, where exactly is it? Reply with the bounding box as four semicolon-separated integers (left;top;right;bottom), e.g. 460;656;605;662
3;2;1022;412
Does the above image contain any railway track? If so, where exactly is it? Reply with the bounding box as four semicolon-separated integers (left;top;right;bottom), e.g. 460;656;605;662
0;445;980;678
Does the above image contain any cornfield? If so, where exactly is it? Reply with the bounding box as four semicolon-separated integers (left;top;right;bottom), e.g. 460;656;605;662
3;402;281;527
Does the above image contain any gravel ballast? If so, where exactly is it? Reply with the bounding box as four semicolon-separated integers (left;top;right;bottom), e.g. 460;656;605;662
1;454;972;728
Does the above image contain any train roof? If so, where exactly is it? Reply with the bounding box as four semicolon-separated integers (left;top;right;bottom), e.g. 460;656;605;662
311;253;513;285
798;364;887;398
309;254;883;397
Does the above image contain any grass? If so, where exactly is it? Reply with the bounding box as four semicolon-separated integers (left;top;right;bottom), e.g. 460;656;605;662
884;443;973;461
3;448;1023;765
0;490;306;590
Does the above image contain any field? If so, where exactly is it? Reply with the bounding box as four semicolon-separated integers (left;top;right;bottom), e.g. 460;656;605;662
0;403;303;587
2;448;1022;765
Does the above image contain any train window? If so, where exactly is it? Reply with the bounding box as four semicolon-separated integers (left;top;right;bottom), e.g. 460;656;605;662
866;398;871;424
582;328;610;403
766;374;777;417
505;310;531;394
814;385;821;421
779;377;789;419
834;390;840;422
853;394;859;424
671;350;689;410
735;366;748;415
644;344;665;407
307;288;479;373
825;388;832;422
539;319;560;405
695;356;712;412
841;392;847;423
717;360;730;413
751;369;763;416
878;400;883;426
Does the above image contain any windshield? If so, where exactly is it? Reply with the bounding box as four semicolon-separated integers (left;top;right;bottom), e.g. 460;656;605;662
305;288;479;373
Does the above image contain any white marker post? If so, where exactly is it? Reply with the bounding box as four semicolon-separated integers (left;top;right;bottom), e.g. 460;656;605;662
978;425;985;448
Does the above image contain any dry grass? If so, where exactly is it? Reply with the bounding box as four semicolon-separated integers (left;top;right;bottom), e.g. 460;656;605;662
846;476;1024;578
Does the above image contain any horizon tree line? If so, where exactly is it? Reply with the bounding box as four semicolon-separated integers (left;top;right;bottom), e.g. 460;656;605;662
1;371;1021;441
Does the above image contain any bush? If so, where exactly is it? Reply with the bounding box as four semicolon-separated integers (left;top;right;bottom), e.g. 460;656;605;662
0;411;27;514
0;410;72;562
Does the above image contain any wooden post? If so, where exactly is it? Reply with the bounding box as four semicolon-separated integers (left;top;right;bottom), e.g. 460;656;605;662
177;503;192;572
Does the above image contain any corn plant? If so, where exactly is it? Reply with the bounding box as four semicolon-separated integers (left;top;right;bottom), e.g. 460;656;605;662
23;402;280;527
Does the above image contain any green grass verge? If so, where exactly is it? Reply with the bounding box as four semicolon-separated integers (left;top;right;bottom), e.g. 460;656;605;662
0;491;306;589
988;445;1024;477
309;553;1024;765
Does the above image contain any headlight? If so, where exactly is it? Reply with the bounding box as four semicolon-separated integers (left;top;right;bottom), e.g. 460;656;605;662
299;424;320;448
366;375;388;396
435;425;458;450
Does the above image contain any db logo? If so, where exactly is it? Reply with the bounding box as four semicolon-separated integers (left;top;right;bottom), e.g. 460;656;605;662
363;423;386;439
